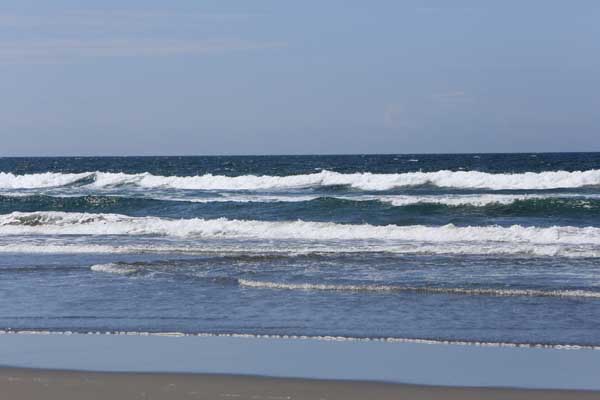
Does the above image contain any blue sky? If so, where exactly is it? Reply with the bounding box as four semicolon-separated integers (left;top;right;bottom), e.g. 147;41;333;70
1;0;599;155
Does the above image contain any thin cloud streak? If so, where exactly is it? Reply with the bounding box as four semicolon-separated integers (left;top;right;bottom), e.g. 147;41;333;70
0;11;263;29
432;91;474;105
433;91;466;98
0;39;287;62
0;11;281;63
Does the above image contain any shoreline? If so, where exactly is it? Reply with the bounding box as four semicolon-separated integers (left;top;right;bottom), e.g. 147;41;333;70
2;329;598;350
2;331;600;391
2;368;600;400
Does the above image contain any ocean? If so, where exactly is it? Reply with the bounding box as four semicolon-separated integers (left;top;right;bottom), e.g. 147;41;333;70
1;153;600;347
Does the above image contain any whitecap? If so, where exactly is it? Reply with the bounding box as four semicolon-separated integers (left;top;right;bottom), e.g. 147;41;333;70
2;169;600;191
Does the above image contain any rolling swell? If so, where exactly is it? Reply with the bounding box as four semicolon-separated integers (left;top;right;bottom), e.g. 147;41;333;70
0;195;599;226
0;194;160;214
86;263;600;299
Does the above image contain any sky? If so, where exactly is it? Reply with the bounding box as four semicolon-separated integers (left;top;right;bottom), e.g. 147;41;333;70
1;0;599;156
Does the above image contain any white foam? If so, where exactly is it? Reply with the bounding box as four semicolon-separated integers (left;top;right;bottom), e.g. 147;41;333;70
166;193;600;207
1;211;600;244
0;241;598;257
368;193;598;207
238;279;600;298
2;169;600;190
0;329;597;350
172;194;320;203
1;212;600;257
90;263;138;275
0;172;90;189
0;243;137;254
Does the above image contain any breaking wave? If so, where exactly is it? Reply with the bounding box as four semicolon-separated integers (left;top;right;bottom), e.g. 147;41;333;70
1;211;600;257
2;169;600;190
1;211;600;243
1;211;600;244
0;172;91;189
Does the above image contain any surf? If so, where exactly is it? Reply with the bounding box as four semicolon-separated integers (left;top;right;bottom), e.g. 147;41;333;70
2;211;600;245
2;169;600;190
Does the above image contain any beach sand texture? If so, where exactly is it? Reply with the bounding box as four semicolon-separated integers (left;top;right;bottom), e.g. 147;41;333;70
2;368;600;400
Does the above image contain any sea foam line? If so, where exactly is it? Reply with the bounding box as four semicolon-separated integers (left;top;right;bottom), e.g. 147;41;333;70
1;241;600;258
237;279;600;298
2;169;600;190
0;329;597;350
177;193;600;207
87;267;600;298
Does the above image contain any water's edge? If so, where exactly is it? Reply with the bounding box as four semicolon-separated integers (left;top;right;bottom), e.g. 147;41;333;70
2;331;600;390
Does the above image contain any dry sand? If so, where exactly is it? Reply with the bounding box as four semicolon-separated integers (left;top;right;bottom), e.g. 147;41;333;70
2;368;599;400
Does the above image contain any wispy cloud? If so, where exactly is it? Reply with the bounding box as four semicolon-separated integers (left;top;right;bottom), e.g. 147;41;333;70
431;91;472;104
433;91;466;98
0;39;286;62
0;11;263;29
0;11;283;63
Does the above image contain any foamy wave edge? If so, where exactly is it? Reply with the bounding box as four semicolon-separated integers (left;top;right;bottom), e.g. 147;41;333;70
2;242;600;258
90;263;138;275
87;269;600;298
3;211;600;245
238;279;600;298
3;169;600;190
0;329;596;350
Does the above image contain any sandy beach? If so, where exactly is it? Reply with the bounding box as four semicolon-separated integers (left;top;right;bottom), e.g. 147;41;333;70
2;368;600;400
1;332;600;399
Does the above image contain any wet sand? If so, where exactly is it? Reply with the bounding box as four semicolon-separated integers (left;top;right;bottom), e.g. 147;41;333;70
3;332;600;391
2;368;600;400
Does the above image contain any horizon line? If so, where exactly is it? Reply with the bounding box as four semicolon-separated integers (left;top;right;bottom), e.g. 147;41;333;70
1;151;599;158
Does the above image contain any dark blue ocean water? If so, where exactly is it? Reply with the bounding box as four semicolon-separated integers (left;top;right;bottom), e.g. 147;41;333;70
1;153;600;346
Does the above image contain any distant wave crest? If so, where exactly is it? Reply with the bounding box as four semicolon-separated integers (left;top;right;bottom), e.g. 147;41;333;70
2;169;600;190
0;172;91;189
